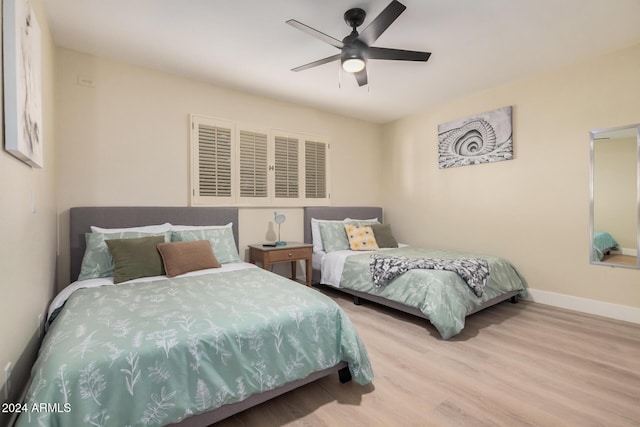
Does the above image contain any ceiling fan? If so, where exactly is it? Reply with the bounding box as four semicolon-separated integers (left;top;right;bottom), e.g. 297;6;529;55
286;0;431;87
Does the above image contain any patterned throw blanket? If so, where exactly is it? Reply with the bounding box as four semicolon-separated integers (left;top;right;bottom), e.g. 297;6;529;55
369;254;490;297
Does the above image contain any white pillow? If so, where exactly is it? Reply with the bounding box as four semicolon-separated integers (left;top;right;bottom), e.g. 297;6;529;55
311;218;379;253
90;222;172;233
170;222;233;231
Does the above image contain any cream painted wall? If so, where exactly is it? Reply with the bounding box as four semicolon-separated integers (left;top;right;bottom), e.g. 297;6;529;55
55;48;383;287
0;0;56;405
381;43;640;308
593;137;637;251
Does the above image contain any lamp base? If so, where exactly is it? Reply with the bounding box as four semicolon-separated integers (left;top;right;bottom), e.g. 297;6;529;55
275;241;287;247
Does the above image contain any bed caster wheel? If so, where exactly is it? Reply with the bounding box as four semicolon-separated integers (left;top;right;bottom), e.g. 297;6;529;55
353;296;362;306
510;295;519;304
338;366;352;383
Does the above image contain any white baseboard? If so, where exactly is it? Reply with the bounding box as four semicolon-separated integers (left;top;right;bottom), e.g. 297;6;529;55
524;288;640;324
620;247;637;256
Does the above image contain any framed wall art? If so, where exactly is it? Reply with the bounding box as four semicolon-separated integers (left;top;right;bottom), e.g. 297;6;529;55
3;0;43;168
438;106;513;169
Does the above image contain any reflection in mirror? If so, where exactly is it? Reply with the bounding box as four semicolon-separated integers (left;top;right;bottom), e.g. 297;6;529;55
590;124;640;268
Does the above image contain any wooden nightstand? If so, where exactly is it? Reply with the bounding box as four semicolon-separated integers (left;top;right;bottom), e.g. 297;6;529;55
248;242;313;287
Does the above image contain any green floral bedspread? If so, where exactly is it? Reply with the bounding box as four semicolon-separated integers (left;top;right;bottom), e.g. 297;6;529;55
340;247;527;339
16;268;373;426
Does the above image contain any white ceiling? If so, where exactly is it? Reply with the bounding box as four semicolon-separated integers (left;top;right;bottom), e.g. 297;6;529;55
43;0;640;124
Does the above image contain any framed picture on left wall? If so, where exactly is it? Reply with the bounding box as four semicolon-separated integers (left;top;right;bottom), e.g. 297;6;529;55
3;0;43;168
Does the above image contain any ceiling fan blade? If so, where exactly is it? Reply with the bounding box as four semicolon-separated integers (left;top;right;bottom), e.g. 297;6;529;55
368;47;431;62
354;69;368;87
291;54;341;72
358;0;406;46
286;19;344;49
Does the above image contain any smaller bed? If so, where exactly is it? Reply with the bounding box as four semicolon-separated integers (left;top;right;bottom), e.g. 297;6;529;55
304;207;527;339
16;207;373;427
592;231;621;261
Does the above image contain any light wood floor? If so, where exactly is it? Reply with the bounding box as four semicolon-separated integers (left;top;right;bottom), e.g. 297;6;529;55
601;254;638;267
216;289;640;426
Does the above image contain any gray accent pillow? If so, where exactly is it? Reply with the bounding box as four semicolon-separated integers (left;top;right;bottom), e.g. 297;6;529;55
106;236;166;284
370;224;399;248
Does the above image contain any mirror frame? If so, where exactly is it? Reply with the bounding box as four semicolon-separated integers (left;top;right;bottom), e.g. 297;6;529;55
589;124;640;268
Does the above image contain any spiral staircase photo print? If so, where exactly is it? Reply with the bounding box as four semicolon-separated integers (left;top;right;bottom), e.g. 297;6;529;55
438;106;513;169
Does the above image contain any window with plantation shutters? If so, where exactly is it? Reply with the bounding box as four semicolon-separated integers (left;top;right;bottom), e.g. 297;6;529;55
191;115;234;205
274;135;299;199
238;130;268;198
190;114;329;206
198;125;232;197
305;140;327;199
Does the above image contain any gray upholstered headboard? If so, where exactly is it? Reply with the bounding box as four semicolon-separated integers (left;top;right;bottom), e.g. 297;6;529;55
303;206;383;245
69;206;239;282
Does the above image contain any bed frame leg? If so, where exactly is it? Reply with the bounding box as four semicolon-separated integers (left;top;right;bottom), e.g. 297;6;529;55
338;366;352;383
353;296;362;306
510;295;519;304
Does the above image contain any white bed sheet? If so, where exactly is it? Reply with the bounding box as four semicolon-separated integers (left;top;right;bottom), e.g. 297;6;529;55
317;245;407;288
312;251;325;271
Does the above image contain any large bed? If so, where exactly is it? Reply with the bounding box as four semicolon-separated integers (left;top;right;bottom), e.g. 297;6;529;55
304;206;527;339
15;207;373;427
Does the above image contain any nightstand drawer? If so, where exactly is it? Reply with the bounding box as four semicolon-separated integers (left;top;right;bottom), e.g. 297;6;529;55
267;247;311;262
248;242;313;287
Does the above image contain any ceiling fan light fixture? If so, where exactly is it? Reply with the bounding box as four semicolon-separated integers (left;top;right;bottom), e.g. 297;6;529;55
341;44;366;73
342;57;365;73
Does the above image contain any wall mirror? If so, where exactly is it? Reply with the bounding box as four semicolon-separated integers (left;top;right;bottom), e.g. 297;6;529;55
590;124;640;268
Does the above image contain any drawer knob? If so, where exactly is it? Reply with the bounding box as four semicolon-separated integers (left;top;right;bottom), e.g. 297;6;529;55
288;253;293;257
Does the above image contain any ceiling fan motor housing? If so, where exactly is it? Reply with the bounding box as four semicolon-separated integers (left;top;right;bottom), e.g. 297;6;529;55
344;8;366;29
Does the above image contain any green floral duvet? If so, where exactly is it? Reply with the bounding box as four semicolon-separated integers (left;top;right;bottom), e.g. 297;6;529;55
16;266;373;426
340;247;528;339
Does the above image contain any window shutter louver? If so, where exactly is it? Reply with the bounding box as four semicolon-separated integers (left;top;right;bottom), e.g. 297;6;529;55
305;140;327;199
274;136;299;198
239;130;268;198
198;124;232;197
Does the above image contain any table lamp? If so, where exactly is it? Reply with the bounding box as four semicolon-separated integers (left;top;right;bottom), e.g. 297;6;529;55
274;211;286;246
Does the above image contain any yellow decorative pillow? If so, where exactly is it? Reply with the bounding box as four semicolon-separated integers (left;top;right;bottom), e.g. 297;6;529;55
344;224;379;251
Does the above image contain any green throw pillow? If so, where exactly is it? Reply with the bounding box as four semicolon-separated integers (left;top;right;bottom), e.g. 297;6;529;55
319;222;351;252
106;236;166;284
78;231;170;280
171;227;241;264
